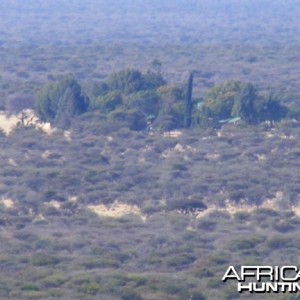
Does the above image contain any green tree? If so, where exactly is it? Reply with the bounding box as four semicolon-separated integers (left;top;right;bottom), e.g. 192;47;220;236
36;78;88;127
232;83;256;123
107;68;165;95
254;92;288;122
91;91;122;113
107;69;145;94
108;108;147;131
155;84;185;130
157;84;184;102
87;68;167;129
201;81;287;124
124;90;160;116
153;103;184;131
202;81;244;120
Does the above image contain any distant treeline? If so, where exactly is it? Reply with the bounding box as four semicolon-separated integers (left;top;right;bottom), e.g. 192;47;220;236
23;67;295;131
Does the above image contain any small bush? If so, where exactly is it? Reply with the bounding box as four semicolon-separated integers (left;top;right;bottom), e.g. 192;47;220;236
272;220;296;233
77;283;100;295
41;274;69;288
166;254;196;268
229;236;264;251
197;219;217;231
121;289;144;300
267;236;291;250
20;284;40;291
81;258;120;269
31;253;60;266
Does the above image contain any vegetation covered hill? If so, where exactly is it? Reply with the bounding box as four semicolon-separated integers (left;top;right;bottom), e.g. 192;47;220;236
1;114;300;299
2;0;300;299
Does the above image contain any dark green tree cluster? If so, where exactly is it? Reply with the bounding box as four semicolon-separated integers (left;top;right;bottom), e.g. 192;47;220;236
36;78;88;128
88;68;185;131
195;81;288;126
34;71;289;132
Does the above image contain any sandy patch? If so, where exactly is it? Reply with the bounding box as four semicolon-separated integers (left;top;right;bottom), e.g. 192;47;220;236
68;196;79;203
87;202;146;222
0;110;53;135
174;143;185;152
0;113;19;134
47;201;61;209
64;131;72;141
256;154;267;161
186;225;196;231
41;150;51;159
195;191;284;219
206;153;220;160
36;122;54;135
0;198;14;209
163;130;182;138
292;206;300;217
280;134;294;140
265;133;275;138
8;158;17;166
195;203;258;219
33;214;48;223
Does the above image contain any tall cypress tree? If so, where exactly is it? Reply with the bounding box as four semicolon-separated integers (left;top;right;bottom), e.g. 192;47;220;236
184;72;193;128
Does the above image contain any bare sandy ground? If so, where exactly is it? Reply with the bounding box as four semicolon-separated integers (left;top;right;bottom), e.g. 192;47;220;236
87;202;147;222
0;110;53;134
0;113;19;134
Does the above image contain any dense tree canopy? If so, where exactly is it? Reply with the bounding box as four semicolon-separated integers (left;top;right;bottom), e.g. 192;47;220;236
91;91;123;113
34;72;290;131
106;68;165;95
87;68;181;131
35;78;88;127
197;81;288;125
